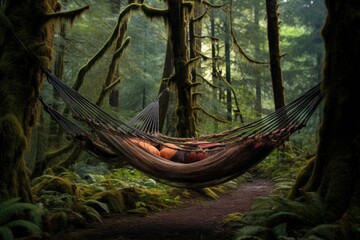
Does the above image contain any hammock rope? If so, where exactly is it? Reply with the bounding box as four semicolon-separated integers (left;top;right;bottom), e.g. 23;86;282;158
41;69;322;188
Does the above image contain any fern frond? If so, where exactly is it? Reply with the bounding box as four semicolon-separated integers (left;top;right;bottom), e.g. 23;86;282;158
0;202;43;226
265;211;314;228
0;226;13;240
84;199;109;214
199;188;219;199
272;222;288;238
58;171;81;181
250;196;283;210
235;225;274;239
304;224;343;240
78;205;102;223
0;198;21;209
4;220;42;238
30;174;56;186
223;212;243;227
241;209;277;225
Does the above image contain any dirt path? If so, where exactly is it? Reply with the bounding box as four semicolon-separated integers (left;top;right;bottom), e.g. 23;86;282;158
53;179;273;240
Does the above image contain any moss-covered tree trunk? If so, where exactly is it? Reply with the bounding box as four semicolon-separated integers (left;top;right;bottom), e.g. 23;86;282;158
0;0;61;202
291;0;360;221
168;0;196;137
158;38;174;133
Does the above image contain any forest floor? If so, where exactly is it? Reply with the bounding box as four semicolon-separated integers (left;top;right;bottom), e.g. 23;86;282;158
52;178;273;240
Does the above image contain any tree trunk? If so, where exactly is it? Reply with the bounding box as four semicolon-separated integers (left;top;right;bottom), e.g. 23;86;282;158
291;0;360;221
253;1;262;118
266;0;285;110
224;12;232;122
168;0;196;137
189;2;202;132
158;37;174;133
0;0;61;202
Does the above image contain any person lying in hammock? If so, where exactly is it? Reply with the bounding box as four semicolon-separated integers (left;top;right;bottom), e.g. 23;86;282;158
127;138;225;163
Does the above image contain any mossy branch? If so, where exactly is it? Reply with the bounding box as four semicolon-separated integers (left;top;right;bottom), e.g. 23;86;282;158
193;48;211;61
41;142;76;165
104;77;122;92
191;9;207;23
96;77;122;106
73;3;168;91
196;73;220;89
231;28;268;65
73;3;142;91
193;34;219;42
32;142;76;177
201;1;226;9
187;56;202;72
227;1;267;65
43;5;90;25
193;104;229;123
141;4;168;19
217;70;243;121
95;37;131;106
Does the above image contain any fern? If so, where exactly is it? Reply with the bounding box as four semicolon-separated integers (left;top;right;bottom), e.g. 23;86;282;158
4;220;42;238
304;224;344;240
84;199;109;214
235;225;275;240
229;190;335;239
0;198;44;240
76;205;103;223
0;226;13;240
0;197;21;208
0;201;43;226
265;211;315;228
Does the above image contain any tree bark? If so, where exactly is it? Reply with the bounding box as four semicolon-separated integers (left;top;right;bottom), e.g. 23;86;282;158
291;0;360;221
0;0;61;202
168;0;196;137
224;11;232;122
265;0;285;110
158;37;174;133
253;1;262;118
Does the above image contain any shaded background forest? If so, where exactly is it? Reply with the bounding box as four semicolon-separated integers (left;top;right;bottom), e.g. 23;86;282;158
28;0;325;174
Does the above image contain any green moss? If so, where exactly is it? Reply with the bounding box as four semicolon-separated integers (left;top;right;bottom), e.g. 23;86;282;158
31;176;81;198
289;157;315;199
92;190;126;213
0;114;27;201
141;4;168;19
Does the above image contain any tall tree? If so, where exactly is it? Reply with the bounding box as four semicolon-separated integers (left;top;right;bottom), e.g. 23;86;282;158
0;0;87;201
224;5;232;122
291;0;360;220
266;0;285;110
167;0;196;137
253;1;263;118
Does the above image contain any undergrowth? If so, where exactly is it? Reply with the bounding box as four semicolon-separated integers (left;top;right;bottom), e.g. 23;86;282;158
223;143;360;240
0;197;44;240
26;159;252;237
226;190;360;240
253;142;313;180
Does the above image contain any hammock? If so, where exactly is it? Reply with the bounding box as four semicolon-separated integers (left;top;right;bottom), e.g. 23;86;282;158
41;69;322;188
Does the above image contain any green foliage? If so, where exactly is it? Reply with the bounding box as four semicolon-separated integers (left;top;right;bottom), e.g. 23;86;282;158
254;143;312;180
230;191;360;240
29;162;251;237
0;198;43;240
